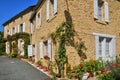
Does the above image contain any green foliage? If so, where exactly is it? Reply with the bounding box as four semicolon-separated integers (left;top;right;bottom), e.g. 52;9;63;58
10;52;18;58
98;73;115;80
7;32;30;57
51;22;75;78
77;41;87;59
37;60;42;65
51;22;87;78
0;32;6;55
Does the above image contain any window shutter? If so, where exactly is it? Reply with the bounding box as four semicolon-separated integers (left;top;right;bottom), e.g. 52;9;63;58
46;0;50;20
47;40;51;60
23;23;25;32
40;42;44;58
36;15;38;28
94;0;98;19
11;28;12;35
95;36;99;60
40;10;42;27
30;22;33;34
28;45;33;56
104;2;109;22
18;25;20;33
18;40;20;48
53;0;57;15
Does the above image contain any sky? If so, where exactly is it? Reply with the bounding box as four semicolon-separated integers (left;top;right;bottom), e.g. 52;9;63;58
0;0;38;32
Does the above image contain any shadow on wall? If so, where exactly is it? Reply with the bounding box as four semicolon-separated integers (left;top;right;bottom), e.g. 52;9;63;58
64;10;72;24
64;0;72;23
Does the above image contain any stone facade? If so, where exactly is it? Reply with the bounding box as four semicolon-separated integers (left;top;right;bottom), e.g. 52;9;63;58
29;0;120;66
3;6;35;55
3;0;120;67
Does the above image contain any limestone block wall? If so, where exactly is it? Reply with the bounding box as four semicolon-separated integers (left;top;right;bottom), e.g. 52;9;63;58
31;0;120;66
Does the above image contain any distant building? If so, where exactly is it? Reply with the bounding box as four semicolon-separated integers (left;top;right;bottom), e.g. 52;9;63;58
3;6;35;55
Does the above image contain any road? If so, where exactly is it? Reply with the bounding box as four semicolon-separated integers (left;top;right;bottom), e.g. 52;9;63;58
0;56;50;80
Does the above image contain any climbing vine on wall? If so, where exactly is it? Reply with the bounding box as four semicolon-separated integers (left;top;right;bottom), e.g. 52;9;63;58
7;32;30;57
51;22;87;78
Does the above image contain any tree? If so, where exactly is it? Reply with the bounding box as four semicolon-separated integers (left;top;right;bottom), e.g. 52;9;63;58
0;31;6;55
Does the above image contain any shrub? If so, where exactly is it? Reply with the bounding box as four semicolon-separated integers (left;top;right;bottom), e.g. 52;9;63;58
0;51;6;56
98;73;115;80
37;60;42;65
10;52;18;58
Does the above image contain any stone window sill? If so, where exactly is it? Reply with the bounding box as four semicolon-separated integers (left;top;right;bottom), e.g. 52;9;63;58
95;20;108;25
47;15;57;23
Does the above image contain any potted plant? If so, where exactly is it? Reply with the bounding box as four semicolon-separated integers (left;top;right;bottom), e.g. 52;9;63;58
36;60;42;67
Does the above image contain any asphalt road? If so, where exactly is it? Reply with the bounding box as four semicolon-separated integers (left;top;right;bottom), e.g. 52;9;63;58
0;56;49;80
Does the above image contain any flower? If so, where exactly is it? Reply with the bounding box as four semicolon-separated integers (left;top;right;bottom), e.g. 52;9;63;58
44;55;50;60
79;64;83;68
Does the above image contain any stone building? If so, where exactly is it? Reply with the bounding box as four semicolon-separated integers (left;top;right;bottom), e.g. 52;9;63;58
3;6;35;55
28;0;120;66
3;0;120;67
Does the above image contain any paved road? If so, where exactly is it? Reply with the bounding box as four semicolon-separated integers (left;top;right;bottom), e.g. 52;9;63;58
0;56;49;80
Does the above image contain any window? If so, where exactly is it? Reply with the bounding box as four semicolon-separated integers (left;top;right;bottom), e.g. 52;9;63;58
94;33;116;62
7;30;10;35
94;0;109;22
19;23;25;32
33;44;37;56
13;27;16;34
46;0;57;21
38;10;42;27
20;24;23;32
40;40;51;60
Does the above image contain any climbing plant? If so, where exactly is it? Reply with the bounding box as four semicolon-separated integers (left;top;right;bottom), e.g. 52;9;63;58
51;22;87;78
7;32;30;57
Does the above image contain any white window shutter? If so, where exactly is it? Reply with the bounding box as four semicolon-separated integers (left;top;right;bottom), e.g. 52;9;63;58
104;2;109;22
36;15;38;28
40;42;44;58
53;0;57;15
18;25;20;33
40;10;42;27
23;23;25;32
30;22;33;34
94;0;98;19
47;40;51;60
28;45;33;56
18;40;20;48
95;36;99;60
46;0;50;20
11;28;12;35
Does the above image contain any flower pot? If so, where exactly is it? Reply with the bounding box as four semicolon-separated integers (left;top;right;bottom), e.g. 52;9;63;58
39;65;43;69
112;64;117;68
47;70;51;74
72;76;76;80
88;72;93;78
101;70;107;74
117;64;120;67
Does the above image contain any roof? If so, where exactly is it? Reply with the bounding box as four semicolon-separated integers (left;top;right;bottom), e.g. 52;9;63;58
3;5;35;26
30;0;44;21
